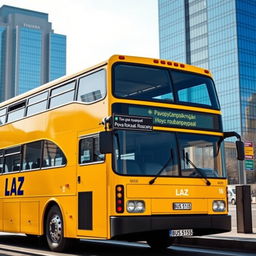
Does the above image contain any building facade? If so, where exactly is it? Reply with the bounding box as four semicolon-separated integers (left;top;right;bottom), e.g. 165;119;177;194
0;5;66;102
159;0;256;184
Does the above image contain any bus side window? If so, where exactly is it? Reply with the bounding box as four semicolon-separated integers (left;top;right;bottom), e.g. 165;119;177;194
3;147;21;173
27;92;48;116
77;69;106;103
42;140;67;167
79;135;104;164
0;156;3;173
49;81;76;109
22;141;43;170
0;108;6;125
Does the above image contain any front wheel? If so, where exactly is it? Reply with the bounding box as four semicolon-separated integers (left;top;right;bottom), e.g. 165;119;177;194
147;237;174;250
45;205;74;252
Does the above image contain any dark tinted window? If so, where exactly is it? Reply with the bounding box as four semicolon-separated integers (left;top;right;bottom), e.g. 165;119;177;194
113;130;179;176
113;64;174;102
79;135;104;164
0;157;3;173
22;141;42;170
43;141;67;167
113;63;220;109
3;147;21;173
0;140;66;173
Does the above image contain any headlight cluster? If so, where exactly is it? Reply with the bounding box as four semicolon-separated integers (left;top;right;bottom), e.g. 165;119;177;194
212;200;226;212
127;200;145;213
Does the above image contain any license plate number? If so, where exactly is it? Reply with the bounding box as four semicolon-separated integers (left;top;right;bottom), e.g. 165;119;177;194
173;202;192;210
169;229;193;237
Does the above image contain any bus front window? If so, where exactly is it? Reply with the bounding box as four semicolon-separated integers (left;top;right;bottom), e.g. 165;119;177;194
113;130;179;176
113;63;220;109
178;134;225;178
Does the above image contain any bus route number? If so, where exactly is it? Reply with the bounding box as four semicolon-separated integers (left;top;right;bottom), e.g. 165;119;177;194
4;177;24;196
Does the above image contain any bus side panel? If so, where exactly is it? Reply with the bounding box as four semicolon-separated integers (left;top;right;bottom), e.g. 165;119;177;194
3;201;20;232
21;201;39;234
0;200;2;230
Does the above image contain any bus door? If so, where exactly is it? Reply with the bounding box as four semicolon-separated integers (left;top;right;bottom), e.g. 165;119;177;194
77;134;107;238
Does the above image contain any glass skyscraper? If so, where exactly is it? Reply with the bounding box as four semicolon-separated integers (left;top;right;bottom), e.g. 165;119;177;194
0;5;66;101
159;0;256;185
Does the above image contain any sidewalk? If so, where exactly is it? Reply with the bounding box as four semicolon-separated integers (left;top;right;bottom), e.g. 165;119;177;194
175;228;256;252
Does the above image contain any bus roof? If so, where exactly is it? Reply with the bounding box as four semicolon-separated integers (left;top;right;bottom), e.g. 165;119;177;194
0;55;212;108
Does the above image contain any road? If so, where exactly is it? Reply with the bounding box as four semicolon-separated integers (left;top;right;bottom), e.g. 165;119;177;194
0;205;254;256
229;203;256;228
0;234;254;256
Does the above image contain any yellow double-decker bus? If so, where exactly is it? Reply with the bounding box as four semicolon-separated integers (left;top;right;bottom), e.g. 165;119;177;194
0;55;244;252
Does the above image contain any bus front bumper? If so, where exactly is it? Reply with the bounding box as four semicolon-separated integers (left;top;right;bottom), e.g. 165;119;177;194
110;215;231;239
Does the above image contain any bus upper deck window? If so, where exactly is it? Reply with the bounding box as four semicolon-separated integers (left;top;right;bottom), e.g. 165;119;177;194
77;69;106;103
113;64;174;103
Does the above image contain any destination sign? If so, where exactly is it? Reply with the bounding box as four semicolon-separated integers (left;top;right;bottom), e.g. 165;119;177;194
112;103;222;132
113;114;153;131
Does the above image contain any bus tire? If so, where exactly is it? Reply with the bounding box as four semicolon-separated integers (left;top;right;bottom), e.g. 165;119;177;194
147;237;174;250
45;205;73;252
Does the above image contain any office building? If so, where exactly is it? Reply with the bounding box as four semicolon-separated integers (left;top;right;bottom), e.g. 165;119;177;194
159;0;256;184
0;5;66;102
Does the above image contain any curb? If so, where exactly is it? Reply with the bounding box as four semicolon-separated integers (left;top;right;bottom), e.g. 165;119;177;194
174;236;256;252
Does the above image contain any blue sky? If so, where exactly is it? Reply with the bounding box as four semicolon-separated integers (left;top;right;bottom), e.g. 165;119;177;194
4;0;159;74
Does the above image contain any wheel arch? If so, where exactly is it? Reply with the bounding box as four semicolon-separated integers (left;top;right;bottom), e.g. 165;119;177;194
42;199;65;235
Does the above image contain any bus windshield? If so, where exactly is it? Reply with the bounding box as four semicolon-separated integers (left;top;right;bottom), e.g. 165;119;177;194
113;130;224;178
113;63;220;109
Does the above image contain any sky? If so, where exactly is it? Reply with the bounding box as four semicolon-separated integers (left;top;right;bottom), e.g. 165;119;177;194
3;0;159;74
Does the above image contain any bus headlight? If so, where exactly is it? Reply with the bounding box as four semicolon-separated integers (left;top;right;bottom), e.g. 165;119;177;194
127;200;145;213
213;200;226;212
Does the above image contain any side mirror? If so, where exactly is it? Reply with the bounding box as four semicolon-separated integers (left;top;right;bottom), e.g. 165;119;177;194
99;131;113;154
236;140;245;161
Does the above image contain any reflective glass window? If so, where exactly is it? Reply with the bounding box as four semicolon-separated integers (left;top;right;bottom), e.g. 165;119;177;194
7;107;25;122
49;81;75;108
77;69;106;103
27;101;48;116
51;81;75;96
49;91;74;108
28;92;48;105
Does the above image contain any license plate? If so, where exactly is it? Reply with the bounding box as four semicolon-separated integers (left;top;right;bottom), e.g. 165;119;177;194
173;202;192;210
169;229;193;237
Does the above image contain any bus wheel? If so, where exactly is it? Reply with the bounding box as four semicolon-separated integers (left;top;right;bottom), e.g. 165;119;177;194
147;237;174;250
46;205;71;252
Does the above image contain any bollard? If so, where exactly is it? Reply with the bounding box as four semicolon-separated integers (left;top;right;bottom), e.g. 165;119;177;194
236;185;252;233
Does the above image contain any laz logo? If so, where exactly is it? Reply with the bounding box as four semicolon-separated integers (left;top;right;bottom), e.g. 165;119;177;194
5;177;24;196
175;189;189;196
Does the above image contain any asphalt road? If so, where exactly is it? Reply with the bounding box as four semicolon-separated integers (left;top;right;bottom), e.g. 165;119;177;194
0;234;255;256
229;203;256;228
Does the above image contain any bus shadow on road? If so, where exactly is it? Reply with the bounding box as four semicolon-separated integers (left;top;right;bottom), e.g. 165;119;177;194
0;234;181;256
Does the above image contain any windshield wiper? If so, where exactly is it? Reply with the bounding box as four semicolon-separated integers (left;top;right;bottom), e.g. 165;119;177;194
183;152;211;186
149;150;174;185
